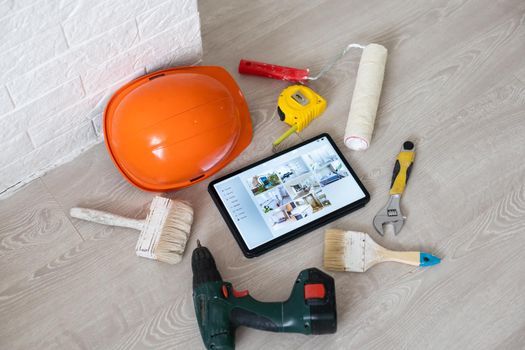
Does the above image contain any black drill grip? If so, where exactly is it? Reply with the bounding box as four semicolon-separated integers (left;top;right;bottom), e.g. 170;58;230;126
230;308;280;332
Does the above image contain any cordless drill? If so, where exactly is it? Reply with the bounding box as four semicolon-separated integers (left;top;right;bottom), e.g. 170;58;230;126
192;241;337;349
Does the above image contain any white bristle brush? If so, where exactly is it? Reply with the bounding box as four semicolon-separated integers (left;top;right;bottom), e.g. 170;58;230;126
324;229;440;272
70;196;193;264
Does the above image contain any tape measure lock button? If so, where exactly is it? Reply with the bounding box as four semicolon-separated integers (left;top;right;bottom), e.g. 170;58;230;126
277;106;286;121
291;90;309;106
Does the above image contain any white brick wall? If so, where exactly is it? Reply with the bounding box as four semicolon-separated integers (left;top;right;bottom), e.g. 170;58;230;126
0;0;203;197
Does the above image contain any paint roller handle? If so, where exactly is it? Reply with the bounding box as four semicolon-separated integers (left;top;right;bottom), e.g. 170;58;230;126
69;207;144;231
239;59;309;83
389;141;415;195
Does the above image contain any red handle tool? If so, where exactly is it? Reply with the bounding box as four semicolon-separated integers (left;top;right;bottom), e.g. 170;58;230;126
238;59;309;83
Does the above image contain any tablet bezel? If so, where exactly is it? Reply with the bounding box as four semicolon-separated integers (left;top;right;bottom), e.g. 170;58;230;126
208;133;370;258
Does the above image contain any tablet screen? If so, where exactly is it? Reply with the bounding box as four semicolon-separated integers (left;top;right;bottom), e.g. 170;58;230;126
211;135;367;251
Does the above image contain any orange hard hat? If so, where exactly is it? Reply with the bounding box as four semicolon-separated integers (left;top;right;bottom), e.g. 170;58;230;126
104;66;252;192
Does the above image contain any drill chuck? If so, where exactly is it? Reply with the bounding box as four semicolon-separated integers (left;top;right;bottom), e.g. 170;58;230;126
192;240;222;289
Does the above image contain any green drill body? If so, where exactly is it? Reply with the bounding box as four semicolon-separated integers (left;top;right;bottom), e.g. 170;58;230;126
192;242;337;350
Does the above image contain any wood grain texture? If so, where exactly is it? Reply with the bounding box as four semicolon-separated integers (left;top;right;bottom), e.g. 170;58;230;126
1;0;525;349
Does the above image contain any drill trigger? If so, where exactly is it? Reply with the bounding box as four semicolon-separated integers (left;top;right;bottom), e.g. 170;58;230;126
222;284;249;298
232;288;249;298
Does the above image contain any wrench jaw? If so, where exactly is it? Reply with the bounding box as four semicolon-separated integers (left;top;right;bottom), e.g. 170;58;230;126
373;215;405;235
373;195;405;235
392;218;405;235
373;213;388;236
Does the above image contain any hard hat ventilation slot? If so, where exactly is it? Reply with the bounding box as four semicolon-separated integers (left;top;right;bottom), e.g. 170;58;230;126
149;73;165;80
190;174;205;182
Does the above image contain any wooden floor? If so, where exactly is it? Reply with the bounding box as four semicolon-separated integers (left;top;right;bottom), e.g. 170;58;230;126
2;1;525;349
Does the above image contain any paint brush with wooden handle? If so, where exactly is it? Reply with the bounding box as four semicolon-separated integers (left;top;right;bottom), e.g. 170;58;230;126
323;229;440;272
70;196;193;264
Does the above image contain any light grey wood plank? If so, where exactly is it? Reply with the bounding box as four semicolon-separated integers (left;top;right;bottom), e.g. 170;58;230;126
0;179;82;287
0;215;199;349
0;180;85;348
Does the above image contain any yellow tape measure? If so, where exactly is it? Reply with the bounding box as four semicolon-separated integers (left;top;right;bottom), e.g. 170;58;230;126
273;85;327;149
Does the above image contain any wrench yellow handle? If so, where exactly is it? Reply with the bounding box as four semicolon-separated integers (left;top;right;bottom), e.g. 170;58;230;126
389;141;415;195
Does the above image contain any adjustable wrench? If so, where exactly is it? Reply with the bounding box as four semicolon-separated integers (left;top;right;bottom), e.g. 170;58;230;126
373;141;415;235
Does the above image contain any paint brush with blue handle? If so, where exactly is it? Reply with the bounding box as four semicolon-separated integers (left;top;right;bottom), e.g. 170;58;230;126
324;229;440;272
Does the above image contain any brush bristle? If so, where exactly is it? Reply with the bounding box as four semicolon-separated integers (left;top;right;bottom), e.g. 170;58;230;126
323;229;348;271
155;200;194;264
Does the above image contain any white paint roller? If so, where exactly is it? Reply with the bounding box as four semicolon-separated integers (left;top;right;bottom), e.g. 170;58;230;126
344;44;388;151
